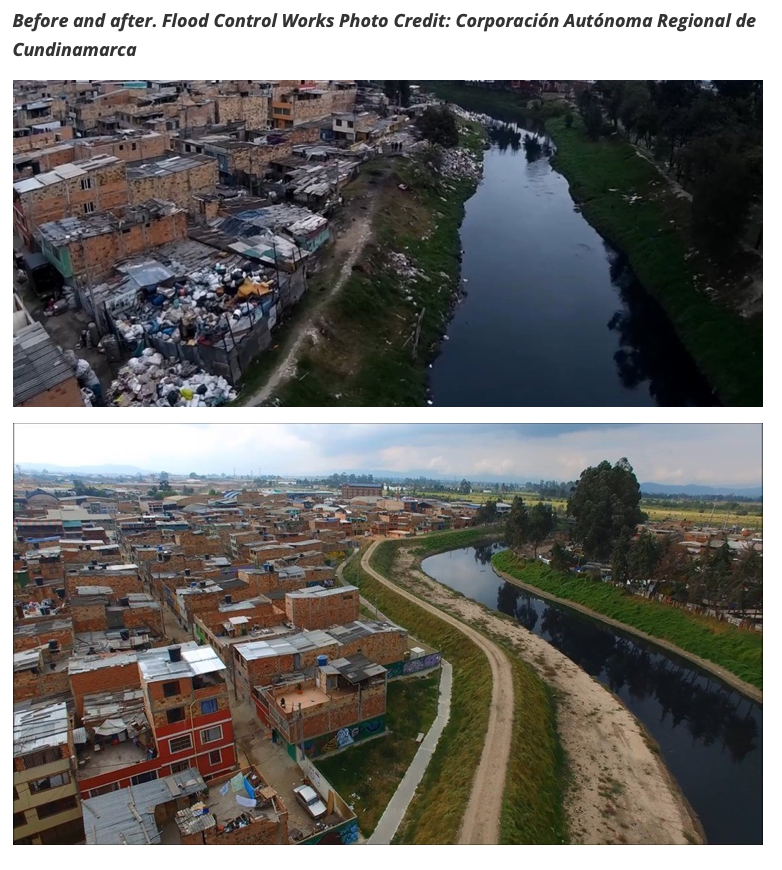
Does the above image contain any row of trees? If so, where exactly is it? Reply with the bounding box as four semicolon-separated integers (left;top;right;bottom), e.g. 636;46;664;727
576;80;762;251
505;498;556;557
609;532;762;613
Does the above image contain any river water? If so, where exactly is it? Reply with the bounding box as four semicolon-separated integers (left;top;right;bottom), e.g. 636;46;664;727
429;121;717;406
421;544;762;844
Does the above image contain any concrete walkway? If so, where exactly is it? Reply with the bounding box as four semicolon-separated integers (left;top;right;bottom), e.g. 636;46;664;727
368;660;453;845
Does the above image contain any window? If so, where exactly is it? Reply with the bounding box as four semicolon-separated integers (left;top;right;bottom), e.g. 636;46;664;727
200;698;217;715
14;812;26;829
208;749;222;766
36;796;78;819
118;143;124;151
30;772;70;794
80;177;92;190
21;747;60;769
162;681;180;698
201;725;222;744
166;707;184;724
131;143;137;150
169;734;192;754
170;761;190;773
336;119;343;127
82;202;95;214
89;782;119;797
130;771;157;786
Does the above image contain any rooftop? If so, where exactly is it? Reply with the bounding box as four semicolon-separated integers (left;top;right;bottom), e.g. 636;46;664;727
286;584;357;600
14;700;69;756
137;642;226;683
12;154;121;194
82;768;207;844
126;152;215;179
13;322;75;406
35;199;183;244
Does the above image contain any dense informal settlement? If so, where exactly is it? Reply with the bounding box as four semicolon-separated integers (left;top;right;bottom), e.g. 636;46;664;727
12;475;472;844
12;80;421;406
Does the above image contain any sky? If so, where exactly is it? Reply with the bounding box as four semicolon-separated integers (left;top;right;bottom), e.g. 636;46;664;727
13;424;762;485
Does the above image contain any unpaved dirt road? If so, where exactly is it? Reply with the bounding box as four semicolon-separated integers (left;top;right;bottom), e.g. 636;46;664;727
245;199;377;406
361;540;514;845
393;547;703;845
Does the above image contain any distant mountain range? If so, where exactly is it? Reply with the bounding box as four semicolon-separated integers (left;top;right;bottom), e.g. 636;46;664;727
640;482;762;498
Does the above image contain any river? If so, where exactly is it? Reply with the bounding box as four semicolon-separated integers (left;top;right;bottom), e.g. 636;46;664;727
421;543;762;845
429;120;717;406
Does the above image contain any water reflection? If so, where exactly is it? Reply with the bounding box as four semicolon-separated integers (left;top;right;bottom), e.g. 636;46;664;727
429;112;718;406
422;544;762;844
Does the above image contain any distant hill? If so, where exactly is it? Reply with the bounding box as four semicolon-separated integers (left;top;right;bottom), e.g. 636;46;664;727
640;482;762;499
17;463;150;476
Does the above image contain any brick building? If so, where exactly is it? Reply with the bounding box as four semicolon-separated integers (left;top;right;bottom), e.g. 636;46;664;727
13;323;83;409
35;200;188;284
284;585;360;630
13;154;129;246
258;654;387;757
126;153;218;214
340;483;384;499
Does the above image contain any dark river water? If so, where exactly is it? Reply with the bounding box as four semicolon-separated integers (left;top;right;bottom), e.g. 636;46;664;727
422;544;762;845
429;121;717;406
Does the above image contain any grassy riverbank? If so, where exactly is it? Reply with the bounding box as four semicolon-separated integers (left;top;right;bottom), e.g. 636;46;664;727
342;551;492;843
493;551;763;691
349;536;568;843
315;673;439;837
270;125;485;406
427;81;761;406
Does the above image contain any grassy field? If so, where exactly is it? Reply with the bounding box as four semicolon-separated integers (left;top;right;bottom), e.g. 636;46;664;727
270;126;485;406
315;673;439;837
352;535;568;844
493;551;763;690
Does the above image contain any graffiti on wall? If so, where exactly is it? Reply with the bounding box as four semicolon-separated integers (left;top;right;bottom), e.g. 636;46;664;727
299;715;386;758
385;652;441;679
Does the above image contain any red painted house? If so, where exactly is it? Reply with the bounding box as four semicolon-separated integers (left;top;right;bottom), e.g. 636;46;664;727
76;643;236;798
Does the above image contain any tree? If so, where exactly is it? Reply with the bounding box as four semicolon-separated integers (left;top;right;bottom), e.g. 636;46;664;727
550;542;573;573
415;106;459;148
475;500;498;524
563;111;573;129
692;153;755;250
567;458;645;560
458;479;472;495
527;502;555;557
611;535;631;585
384;80;411;107
505;496;530;550
628;531;660;587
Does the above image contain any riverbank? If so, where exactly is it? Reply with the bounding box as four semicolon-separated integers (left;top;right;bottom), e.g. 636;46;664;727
492;552;762;700
400;540;702;844
427;81;761;406
258;123;486;406
349;535;568;844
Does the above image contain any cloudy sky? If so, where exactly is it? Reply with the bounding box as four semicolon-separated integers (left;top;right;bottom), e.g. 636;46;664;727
14;424;761;485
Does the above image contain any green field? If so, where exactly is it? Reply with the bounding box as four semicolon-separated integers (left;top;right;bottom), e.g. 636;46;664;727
315;673;439;837
492;551;763;690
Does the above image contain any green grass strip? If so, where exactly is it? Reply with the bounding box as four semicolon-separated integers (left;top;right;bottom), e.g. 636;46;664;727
493;551;762;690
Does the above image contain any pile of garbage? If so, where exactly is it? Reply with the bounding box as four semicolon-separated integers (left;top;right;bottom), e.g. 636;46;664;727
388;252;422;283
107;349;237;407
114;263;272;349
63;350;104;407
439;146;482;182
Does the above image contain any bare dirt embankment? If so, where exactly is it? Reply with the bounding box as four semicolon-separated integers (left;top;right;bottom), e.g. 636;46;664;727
361;541;513;845
394;545;703;845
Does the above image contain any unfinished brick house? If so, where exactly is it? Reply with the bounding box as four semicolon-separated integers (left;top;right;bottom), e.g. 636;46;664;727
126;153;218;214
258;654;387;758
35;200;188;285
284;585;360;631
13;154;129;246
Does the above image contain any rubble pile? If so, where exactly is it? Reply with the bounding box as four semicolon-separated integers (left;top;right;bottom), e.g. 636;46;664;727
388;252;422;283
108;349;237;407
114;263;272;349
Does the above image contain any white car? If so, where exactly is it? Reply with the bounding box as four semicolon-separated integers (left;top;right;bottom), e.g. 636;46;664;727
293;784;327;819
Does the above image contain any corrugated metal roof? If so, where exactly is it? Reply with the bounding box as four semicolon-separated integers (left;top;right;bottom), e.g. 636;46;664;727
13;323;75;406
82;768;206;844
13;701;69;756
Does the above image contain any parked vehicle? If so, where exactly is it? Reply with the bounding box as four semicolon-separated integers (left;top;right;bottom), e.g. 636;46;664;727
293;784;327;819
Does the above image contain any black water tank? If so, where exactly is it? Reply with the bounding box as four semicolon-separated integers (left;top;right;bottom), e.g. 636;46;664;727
34;576;44;587
168;645;182;663
224;595;232;604
55;588;66;599
120;597;130;607
48;639;59;653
